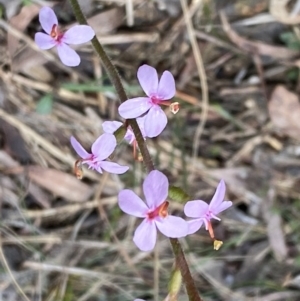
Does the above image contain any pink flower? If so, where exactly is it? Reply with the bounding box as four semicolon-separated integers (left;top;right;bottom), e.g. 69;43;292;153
102;117;146;160
102;116;146;145
35;7;95;66
118;170;188;251
118;65;178;138
70;133;129;174
184;180;232;238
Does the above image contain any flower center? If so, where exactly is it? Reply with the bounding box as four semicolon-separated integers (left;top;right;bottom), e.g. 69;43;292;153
50;24;63;42
150;96;180;114
147;201;169;220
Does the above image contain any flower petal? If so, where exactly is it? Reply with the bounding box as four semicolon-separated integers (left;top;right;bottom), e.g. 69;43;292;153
100;161;129;174
39;7;58;34
143;170;168;209
133;219;157;251
70;136;90;159
102;121;122;134
136;115;147;138
155;216;188;238
184;200;209;218
144;106;167;138
186;219;204;235
91;133;116;160
157;71;176;100
56;43;80;66
213;200;233;215
118;189;148;217
137;65;159;96
62;25;95;45
118;97;152;119
209;180;226;213
35;33;56;49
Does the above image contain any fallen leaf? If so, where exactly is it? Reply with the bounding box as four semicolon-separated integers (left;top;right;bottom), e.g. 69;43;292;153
262;187;288;262
270;0;300;25
220;11;299;59
268;85;300;140
8;3;40;57
0;151;50;208
26;166;94;202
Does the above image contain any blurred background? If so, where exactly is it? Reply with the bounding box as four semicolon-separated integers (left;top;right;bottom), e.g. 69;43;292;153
1;0;300;300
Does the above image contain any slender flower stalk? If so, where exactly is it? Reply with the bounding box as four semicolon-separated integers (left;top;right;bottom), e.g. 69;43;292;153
68;1;203;300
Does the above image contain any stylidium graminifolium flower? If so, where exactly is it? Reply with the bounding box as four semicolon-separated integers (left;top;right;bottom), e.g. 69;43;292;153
35;7;95;66
118;65;179;138
118;170;188;251
184;179;232;238
102;116;147;145
70;133;129;175
102;117;147;160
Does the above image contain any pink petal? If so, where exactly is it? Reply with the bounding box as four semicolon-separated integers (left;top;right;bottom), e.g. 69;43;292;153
186;219;204;235
35;33;56;49
99;161;129;174
118;189;148;217
133;219;157;251
213;200;232;215
143;170;168;209
118;97;152;119
184;200;209;218
144;106;167;138
137;65;159;96
70;136;90;159
102;121;122;134
157;71;176;100
91;133;116;161
136;115;147;138
39;7;58;34
124;128;135;144
62;25;95;45
56;43;80;67
209;180;226;213
134;299;146;301
155;216;188;238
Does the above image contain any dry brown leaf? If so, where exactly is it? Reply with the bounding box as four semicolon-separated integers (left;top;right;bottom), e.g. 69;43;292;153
268;85;300;140
8;3;40;57
27;166;94;202
262;187;288;262
270;0;300;25
220;11;299;60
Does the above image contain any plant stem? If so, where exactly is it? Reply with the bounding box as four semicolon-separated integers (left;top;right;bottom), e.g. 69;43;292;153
68;1;202;300
170;239;203;301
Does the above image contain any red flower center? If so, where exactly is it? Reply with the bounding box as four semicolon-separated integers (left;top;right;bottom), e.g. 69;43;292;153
50;24;63;42
147;201;169;220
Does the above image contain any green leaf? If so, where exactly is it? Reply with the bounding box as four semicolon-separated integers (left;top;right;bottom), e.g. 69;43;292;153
36;94;53;115
168;186;190;203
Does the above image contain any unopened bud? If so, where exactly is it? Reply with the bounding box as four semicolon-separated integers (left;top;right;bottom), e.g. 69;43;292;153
168;265;182;298
74;160;83;180
114;125;127;144
170;102;180;114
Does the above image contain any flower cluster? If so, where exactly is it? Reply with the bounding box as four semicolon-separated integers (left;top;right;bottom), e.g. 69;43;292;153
118;170;232;251
35;5;234;300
